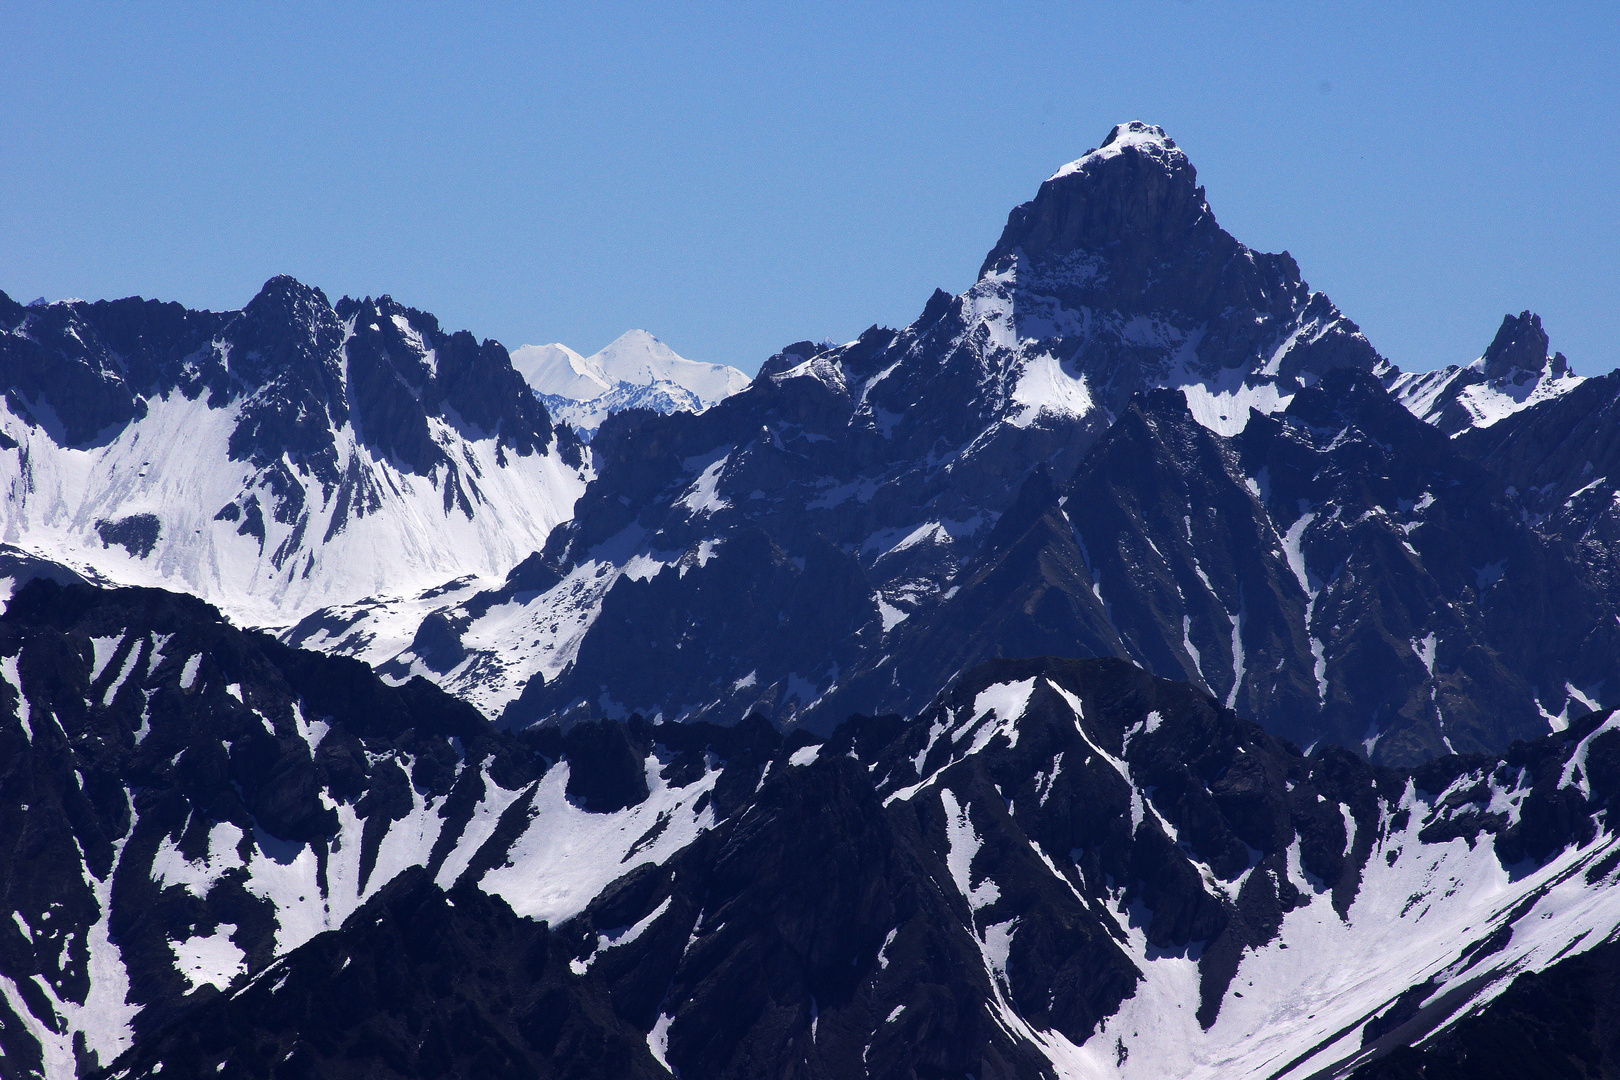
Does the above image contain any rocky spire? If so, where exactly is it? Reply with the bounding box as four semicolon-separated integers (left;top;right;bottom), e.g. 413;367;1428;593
1481;310;1568;380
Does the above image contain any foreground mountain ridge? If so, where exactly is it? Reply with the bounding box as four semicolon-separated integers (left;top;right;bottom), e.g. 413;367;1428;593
2;579;1618;1079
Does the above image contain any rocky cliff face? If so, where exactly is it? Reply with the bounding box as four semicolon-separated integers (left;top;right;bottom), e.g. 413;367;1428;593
977;122;1382;397
810;369;1620;764
0;280;587;627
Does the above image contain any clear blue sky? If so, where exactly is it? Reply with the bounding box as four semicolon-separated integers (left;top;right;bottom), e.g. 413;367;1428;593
2;2;1615;376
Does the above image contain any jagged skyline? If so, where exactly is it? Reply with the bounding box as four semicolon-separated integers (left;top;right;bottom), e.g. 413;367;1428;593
1;4;1615;375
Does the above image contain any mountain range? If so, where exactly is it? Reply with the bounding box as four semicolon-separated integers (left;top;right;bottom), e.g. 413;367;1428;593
3;121;1619;1079
0;283;588;627
286;123;1607;770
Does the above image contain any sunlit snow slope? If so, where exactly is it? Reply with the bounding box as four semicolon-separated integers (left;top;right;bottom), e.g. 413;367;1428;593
0;279;589;628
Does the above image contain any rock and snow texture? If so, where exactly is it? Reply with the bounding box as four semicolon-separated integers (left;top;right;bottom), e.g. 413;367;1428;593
7;119;1620;1080
9;589;1620;1080
314;120;1389;723
512;329;751;437
295;123;1619;764
5;122;1612;763
1389;311;1583;435
0;280;589;629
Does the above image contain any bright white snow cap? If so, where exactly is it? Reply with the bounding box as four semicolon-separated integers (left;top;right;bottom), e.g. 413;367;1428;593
1048;121;1180;181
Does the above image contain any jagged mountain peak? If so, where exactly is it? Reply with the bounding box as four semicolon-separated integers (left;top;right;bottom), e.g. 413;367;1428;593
229;274;348;404
1050;119;1182;177
338;291;425;324
958;120;1382;398
245;272;330;311
237;274;341;354
980;120;1212;278
0;279;588;626
1479;309;1568;380
1390;309;1582;435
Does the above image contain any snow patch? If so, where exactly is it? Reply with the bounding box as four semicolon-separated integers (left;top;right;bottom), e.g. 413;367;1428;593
171;924;245;992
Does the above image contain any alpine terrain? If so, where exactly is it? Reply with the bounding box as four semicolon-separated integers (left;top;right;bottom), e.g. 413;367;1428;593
3;122;1620;1080
293;123;1608;768
0;282;589;627
3;581;1620;1078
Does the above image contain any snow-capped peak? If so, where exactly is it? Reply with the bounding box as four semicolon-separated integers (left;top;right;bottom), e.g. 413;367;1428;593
513;330;748;408
1048;120;1182;180
509;342;613;400
589;330;750;405
512;329;751;437
980;121;1212;281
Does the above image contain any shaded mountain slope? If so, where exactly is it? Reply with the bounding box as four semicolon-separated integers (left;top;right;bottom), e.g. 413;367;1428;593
6;578;1620;1078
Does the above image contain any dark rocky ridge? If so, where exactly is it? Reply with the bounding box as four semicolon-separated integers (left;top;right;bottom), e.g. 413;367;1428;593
0;278;567;470
89;869;670;1080
1480;312;1569;384
81;648;1620;1079
335;293;559;469
4;578;1619;1078
508;362;1620;765
1350;940;1620;1080
1457;371;1620;548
